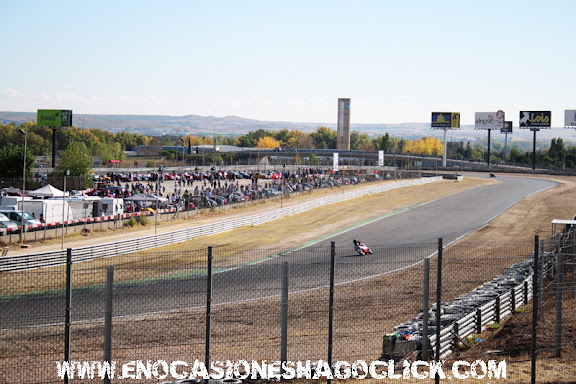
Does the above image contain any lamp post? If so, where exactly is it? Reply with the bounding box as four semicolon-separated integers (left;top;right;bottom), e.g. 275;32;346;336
78;118;86;132
155;168;162;235
62;170;69;250
18;129;27;245
202;137;206;169
407;151;410;172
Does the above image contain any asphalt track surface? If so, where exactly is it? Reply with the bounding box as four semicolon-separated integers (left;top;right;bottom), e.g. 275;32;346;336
1;175;558;329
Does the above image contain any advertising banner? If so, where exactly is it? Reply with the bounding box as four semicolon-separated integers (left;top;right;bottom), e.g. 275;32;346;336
378;150;384;166
564;110;576;127
37;109;73;127
431;112;460;129
519;111;551;128
333;153;339;172
475;111;505;130
501;121;513;133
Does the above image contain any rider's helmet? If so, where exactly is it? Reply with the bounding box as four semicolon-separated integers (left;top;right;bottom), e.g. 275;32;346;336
353;239;358;244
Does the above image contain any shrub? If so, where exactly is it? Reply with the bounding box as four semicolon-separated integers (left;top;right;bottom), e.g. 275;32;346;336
136;215;148;226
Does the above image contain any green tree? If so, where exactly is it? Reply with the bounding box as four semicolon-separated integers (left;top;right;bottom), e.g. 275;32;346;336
548;138;565;162
377;133;393;152
55;142;93;187
508;148;527;164
273;129;292;147
0;145;35;178
309;153;318;165
310;127;336;149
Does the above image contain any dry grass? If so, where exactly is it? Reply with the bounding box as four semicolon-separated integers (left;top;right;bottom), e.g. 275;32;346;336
1;178;492;295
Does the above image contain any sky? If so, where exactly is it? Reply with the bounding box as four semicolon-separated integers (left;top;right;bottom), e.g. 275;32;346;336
1;0;575;127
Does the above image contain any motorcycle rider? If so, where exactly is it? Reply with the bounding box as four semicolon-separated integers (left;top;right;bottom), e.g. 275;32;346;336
353;239;369;254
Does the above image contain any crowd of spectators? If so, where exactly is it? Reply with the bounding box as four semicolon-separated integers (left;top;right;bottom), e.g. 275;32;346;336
91;168;367;211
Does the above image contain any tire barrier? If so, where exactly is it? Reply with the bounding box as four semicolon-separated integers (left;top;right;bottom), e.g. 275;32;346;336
381;253;558;361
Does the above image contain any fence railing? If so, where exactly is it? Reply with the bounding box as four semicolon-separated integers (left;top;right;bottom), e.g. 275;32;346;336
1;235;574;383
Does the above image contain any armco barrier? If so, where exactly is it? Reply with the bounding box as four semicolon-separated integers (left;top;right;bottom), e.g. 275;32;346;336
0;177;441;271
383;245;565;361
384;258;536;360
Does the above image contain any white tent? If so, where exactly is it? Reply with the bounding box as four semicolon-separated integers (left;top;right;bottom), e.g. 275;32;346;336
28;184;69;198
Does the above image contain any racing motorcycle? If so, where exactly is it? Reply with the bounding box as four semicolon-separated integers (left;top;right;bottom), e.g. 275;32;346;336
353;239;373;256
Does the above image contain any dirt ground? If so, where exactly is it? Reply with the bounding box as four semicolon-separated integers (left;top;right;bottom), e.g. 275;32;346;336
3;174;576;383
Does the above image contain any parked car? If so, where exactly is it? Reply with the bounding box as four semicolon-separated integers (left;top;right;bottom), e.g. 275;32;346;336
0;210;42;229
211;196;228;206
0;213;18;231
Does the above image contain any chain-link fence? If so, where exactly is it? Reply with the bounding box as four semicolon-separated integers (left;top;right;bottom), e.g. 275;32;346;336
1;235;575;383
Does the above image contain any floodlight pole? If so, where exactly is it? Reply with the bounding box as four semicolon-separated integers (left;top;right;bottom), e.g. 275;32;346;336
19;129;27;245
155;169;161;235
532;129;538;170
503;132;508;162
52;128;57;168
61;171;69;250
442;128;448;167
486;129;492;167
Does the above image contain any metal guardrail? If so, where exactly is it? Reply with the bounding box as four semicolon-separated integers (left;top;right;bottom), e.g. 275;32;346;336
0;177;442;272
429;273;534;359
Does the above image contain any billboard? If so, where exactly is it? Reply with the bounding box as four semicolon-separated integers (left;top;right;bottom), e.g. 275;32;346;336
431;112;460;129
474;111;505;130
519;111;551;128
37;109;73;127
501;121;513;133
564;110;576;127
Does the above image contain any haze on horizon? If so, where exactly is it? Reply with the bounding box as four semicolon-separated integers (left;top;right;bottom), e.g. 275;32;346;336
1;0;574;127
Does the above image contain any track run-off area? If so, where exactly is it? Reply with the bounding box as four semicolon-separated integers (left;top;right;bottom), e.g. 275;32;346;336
0;174;559;329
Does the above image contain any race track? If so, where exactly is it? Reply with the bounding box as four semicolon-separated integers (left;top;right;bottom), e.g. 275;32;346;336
1;175;558;329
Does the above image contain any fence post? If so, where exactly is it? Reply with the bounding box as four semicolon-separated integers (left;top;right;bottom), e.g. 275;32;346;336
572;226;575;299
511;287;516;312
538;239;545;321
327;241;336;384
104;266;114;384
422;257;430;361
280;261;289;377
524;281;529;306
452;322;459;351
476;309;482;334
531;235;539;384
555;251;564;357
495;296;500;324
64;248;72;384
435;238;443;365
205;247;213;384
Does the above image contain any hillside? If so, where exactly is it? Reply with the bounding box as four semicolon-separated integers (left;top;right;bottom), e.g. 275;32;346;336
2;111;576;146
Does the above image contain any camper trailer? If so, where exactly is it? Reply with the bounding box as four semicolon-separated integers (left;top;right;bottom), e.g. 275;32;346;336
68;196;102;220
22;199;72;224
102;197;124;216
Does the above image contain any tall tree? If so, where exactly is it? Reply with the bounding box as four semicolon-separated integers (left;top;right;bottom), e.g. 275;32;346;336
55;142;93;187
0;145;35;179
256;136;281;149
311;127;336;149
